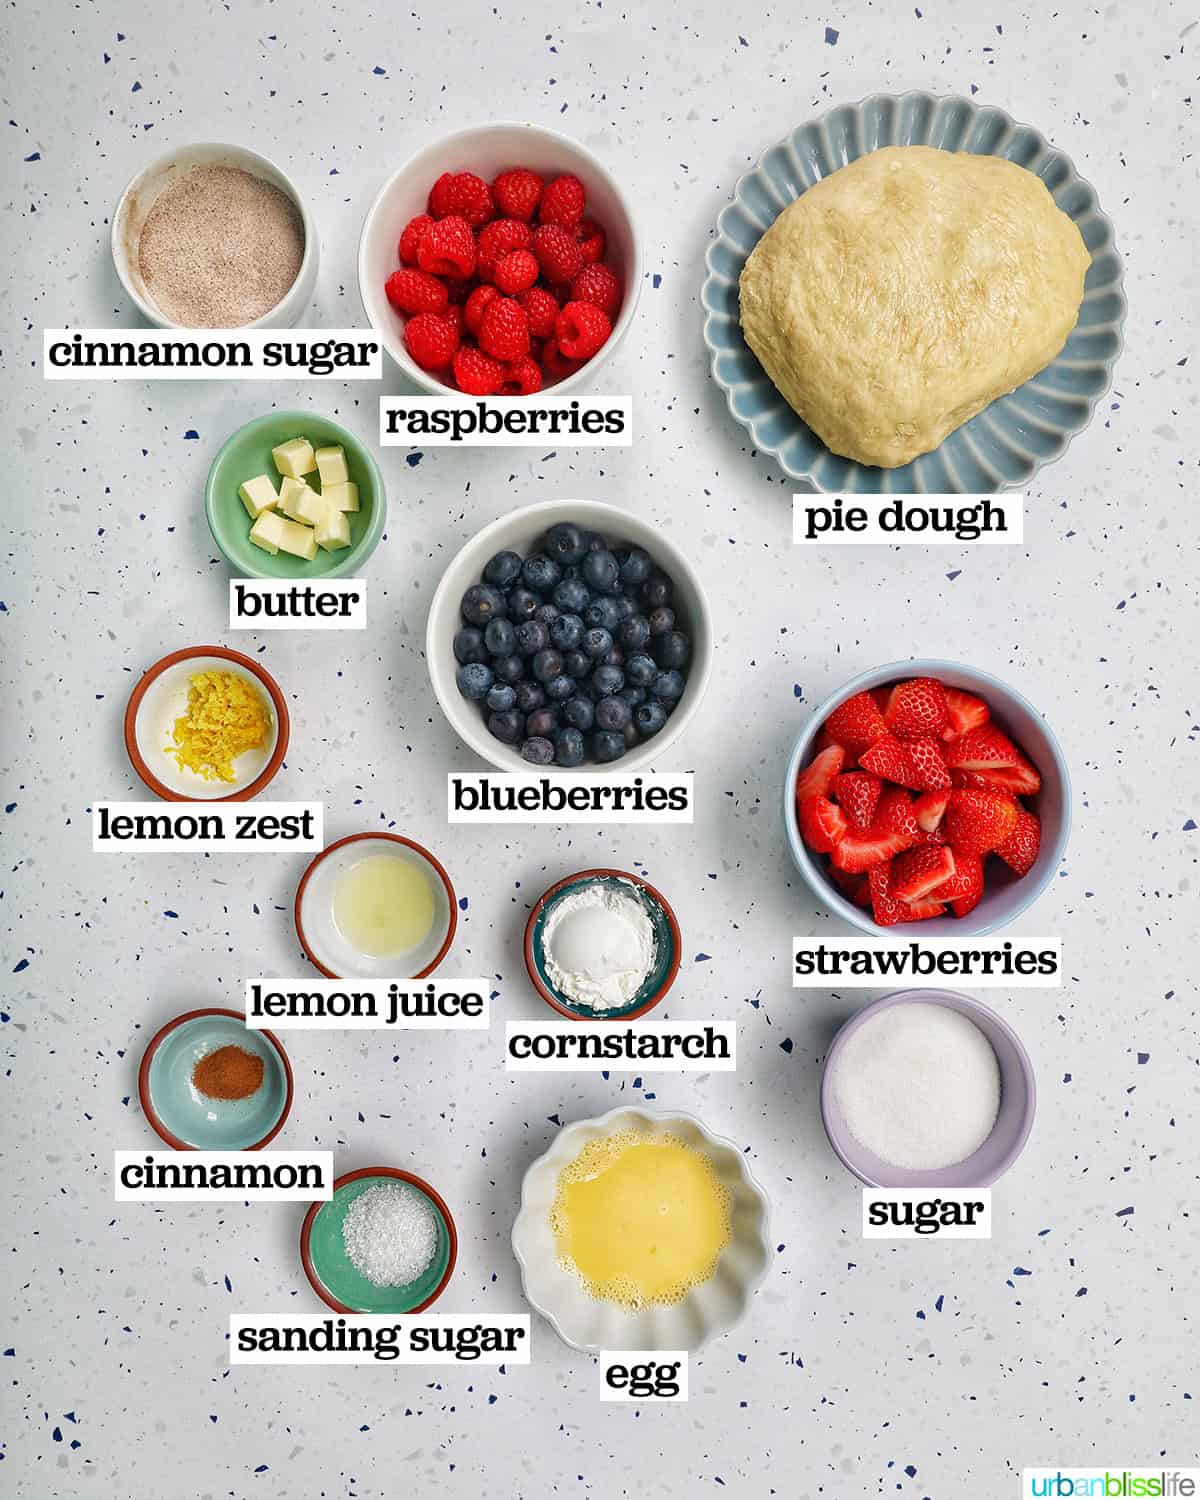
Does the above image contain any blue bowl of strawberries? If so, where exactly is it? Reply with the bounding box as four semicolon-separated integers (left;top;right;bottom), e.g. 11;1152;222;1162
783;661;1072;935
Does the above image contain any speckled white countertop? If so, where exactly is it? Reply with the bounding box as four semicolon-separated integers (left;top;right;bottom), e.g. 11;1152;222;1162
3;0;1197;1494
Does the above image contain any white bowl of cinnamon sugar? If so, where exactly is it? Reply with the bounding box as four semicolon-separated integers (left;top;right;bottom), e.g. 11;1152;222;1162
112;142;319;329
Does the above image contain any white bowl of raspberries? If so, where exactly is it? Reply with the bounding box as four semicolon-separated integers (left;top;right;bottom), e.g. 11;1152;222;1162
784;662;1072;935
358;123;642;396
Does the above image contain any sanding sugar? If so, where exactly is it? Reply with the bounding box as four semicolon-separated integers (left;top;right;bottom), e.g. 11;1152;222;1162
341;1183;439;1287
831;1001;1001;1171
136;164;305;327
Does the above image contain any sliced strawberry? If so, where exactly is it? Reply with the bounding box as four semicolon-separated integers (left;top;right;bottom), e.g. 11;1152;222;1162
942;687;991;740
994;807;1041;876
797;795;847;853
950;768;989;790
831;771;882;830
900;737;953;792
873;785;921;848
943;788;1019;857
884;677;948;740
813;723;854;767
795;743;845;801
970;757;1042;797
943;725;1021;772
904;893;948;921
914;789;950;833
950;885;984;919
931;849;984;905
891;845;956;902
869;860;945;925
830;822;912;874
858;735;910;784
870;686;890;715
823;690;888;759
829;866;872;909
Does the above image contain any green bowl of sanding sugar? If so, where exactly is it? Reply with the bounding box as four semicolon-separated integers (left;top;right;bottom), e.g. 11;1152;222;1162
300;1167;458;1314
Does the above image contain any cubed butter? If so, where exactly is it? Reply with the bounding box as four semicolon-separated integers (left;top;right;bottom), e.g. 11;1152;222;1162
272;437;317;479
315;445;349;486
238;473;278;520
322;480;359;513
276;515;318;561
290;485;331;529
315;507;351;552
278;476;317;522
249;509;288;555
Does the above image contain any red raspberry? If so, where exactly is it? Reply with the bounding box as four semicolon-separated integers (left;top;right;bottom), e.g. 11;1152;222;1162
384;267;450;316
404;311;460;372
541;338;582;383
493;248;539;295
518;285;560;339
570;263;621;319
531;223;583;284
443;275;477;305
555;300;611;360
417;216;476;279
464;283;501;336
476;218;532;281
478;296;530;362
452;343;505;396
500;356;543;396
441;304;464;340
538;173;586;229
427;171;494;228
492;167;543;222
576;217;606;264
399;213;435;265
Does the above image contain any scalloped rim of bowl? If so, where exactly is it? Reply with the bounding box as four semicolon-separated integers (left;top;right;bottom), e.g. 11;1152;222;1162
425;498;713;774
512;1105;772;1353
782;659;1072;936
137;1006;295;1152
357;120;644;398
523;868;682;1020
702;89;1127;493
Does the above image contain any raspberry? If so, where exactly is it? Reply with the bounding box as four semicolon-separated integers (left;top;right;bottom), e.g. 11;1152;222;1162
576;216;606;264
538;173;586;229
443;275;477;305
441;304;464;341
417;216;477;279
384;267;450;316
427;171;494;228
541;338;582;383
404;311;460;372
493;248;539;295
500;356;544;396
399;213;435;266
452;343;505;396
531;223;583;284
464;283;501;336
478;296;530;362
555;300;611;360
518;285;560;339
492;167;543;222
477;218;532;281
570;263;621;319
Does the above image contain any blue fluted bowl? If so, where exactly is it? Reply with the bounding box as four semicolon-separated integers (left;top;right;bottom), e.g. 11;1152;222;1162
702;92;1126;493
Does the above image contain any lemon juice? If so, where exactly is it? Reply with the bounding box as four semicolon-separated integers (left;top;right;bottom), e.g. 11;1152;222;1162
332;854;435;958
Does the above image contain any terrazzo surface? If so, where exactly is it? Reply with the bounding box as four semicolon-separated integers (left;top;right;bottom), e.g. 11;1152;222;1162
3;0;1197;1494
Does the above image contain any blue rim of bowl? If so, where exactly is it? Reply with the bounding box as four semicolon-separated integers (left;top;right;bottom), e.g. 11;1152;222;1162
782;659;1072;936
204;410;387;580
702;91;1127;493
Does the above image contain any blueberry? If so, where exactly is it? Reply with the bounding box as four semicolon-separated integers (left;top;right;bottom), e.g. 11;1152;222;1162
617;614;650;651
592;730;627;763
487;709;523;744
612;596;635;623
545;674;576;701
554;727;586;767
582;548;620;594
592;663;625;696
521;736;555;766
534;603;559;626
626;652;657;687
526;706;559;738
484;617;517;657
506;587;540;622
583;530;608;552
549;613;584;652
641;573;673;609
582;626;614;659
651;669;686;702
648;605;675;637
620;548;653;588
563;650;590;680
634;700;667;738
456;662;494;700
483;550;523;589
653;630;691;670
515;619;549;656
562;696;595;731
600;646;625;668
514;681;545;713
453;627;487;665
553;577;591;615
532;648;564;683
583;596;621;632
486;683;517;712
492;653;525;684
543;522;587;567
618;685;646;709
461;583;506;626
521;553;562;595
595;695;632;732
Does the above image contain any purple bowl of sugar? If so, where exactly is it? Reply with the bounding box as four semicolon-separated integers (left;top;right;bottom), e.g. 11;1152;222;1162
820;989;1036;1190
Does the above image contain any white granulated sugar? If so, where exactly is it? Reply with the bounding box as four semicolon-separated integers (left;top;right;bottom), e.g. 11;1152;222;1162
542;879;657;1011
341;1183;438;1287
831;1002;1001;1171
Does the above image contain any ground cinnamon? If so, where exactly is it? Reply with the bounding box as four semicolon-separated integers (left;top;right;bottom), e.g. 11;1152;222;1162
192;1044;264;1101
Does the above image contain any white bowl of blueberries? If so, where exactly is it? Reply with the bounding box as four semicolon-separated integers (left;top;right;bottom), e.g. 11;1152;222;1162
426;500;713;771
